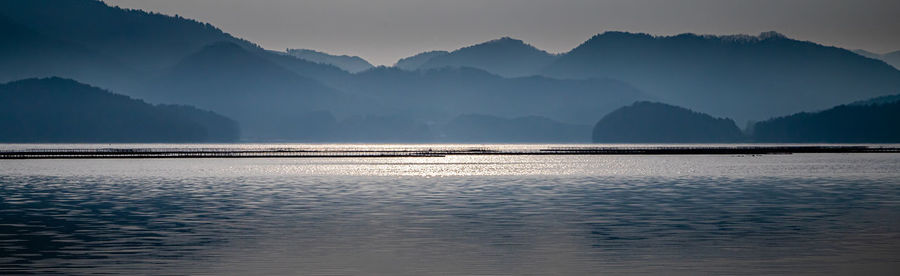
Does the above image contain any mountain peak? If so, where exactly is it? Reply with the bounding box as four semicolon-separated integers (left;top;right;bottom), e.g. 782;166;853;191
411;36;555;77
758;31;787;40
285;48;373;73
485;36;525;45
471;36;543;51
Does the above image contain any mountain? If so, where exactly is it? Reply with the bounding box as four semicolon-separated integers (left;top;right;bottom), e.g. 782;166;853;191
0;0;247;72
141;41;345;140
336;67;651;125
885;51;900;69
0;14;135;90
394;51;449;71
441;114;590;143
855;49;900;70
0;0;349;88
853;49;882;60
592;102;745;143
752;101;900;143
849;94;900;106
286;49;373;73
0;77;238;142
544;31;900;124
414;37;557;77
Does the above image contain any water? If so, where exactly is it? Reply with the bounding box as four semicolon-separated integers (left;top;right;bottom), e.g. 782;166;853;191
2;144;900;275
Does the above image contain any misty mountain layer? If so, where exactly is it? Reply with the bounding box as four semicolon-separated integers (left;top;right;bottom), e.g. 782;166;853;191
2;0;900;142
0;78;239;142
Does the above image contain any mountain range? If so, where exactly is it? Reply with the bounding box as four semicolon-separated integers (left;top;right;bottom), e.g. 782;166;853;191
2;0;899;142
401;32;900;124
854;49;900;70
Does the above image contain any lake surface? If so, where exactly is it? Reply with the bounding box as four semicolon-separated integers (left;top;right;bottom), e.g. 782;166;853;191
2;144;900;275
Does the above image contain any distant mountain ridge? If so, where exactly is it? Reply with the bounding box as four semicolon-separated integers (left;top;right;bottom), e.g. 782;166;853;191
854;49;900;70
543;31;900;123
141;41;345;140
4;0;900;142
394;51;449;71
849;94;900;106
413;37;557;77
0;0;351;88
752;101;900;143
0;77;238;142
592;102;745;143
0;14;135;90
286;49;374;73
394;32;900;124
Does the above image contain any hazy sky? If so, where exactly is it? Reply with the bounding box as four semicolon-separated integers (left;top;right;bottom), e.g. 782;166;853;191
103;0;900;66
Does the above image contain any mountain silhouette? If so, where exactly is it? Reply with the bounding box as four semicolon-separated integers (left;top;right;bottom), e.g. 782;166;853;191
394;51;449;71
0;0;350;88
336;66;651;125
592;102;745;143
849;94;900;106
855;49;900;70
544;31;900;124
0;14;135;91
752;100;900;143
413;37;557;77
0;0;248;72
5;0;900;142
286;49;374;73
0;77;238;142
141;41;345;140
442;114;590;142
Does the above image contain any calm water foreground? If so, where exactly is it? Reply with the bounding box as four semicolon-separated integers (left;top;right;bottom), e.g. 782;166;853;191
1;144;900;275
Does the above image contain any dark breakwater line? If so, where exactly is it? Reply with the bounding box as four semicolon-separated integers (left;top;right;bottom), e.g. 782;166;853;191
1;146;899;159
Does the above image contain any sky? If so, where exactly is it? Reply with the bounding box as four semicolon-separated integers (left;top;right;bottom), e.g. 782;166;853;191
103;0;900;66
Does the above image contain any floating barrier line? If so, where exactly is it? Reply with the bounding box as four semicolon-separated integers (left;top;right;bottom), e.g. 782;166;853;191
0;146;898;159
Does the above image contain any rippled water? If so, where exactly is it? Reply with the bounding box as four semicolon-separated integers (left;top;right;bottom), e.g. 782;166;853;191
2;145;900;275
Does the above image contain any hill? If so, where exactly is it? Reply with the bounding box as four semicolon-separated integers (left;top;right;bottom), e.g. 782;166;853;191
0;0;349;88
414;37;557;77
394;51;449;71
849;94;900;106
0;14;135;91
337;67;650;125
0;78;238;142
592;102;745;143
286;49;374;73
544;31;900;124
141;42;345;140
752;101;900;143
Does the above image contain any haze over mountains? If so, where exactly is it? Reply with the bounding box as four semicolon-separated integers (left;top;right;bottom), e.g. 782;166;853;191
0;78;238;142
401;32;900;124
854;49;900;70
2;0;899;142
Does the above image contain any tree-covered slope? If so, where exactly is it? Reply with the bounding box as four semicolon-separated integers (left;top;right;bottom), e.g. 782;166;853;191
0;78;239;142
752;101;900;143
592;102;745;143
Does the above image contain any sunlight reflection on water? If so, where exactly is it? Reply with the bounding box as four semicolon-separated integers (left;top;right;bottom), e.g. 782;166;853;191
1;145;899;275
